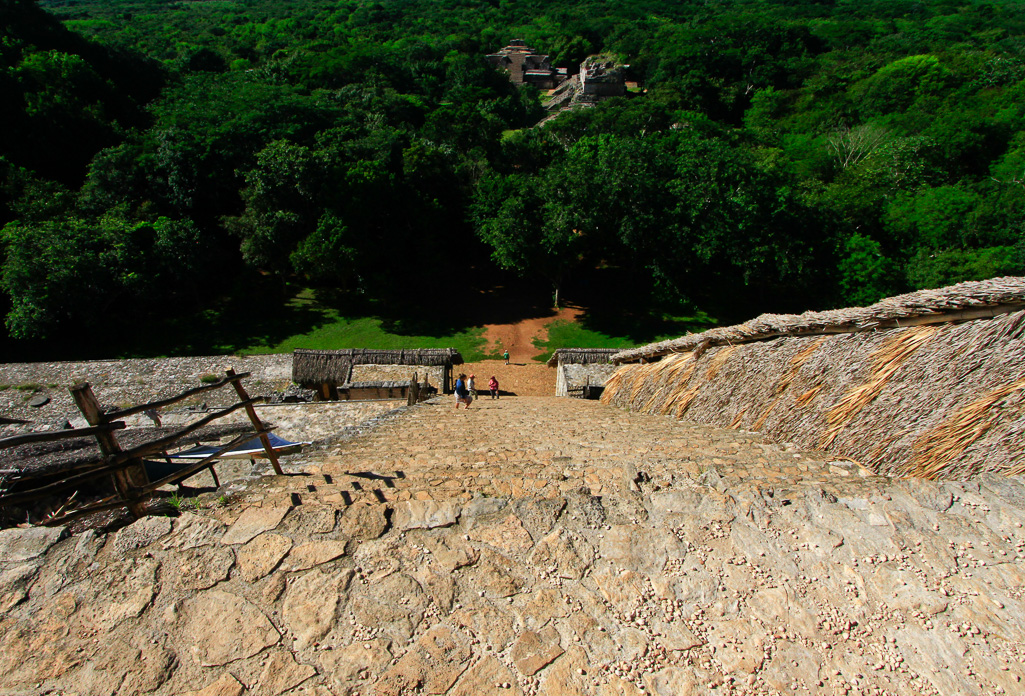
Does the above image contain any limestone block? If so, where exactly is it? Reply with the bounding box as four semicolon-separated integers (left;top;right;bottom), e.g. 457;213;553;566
164;512;227;550
468;514;534;555
220;506;291;545
511;627;564;676
450;656;523;696
255;650;316;695
183;589;280;666
283;568;352;650
284;540;347;571
172;545;235;591
0;526;66;562
338;501;389;540
393;499;460;530
237;533;292;582
529;527;594;579
111;517;172;555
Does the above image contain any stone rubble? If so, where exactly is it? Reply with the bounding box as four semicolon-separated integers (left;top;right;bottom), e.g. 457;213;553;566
0;395;1024;695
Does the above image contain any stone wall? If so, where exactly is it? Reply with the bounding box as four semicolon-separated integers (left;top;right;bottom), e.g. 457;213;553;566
349;364;444;388
0;354;292;428
556;364;619;397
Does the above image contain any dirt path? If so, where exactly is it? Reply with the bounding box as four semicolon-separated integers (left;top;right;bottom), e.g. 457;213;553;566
481;305;582;363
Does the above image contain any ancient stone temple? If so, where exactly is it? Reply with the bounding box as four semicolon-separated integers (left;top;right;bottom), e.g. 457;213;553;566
486;39;568;90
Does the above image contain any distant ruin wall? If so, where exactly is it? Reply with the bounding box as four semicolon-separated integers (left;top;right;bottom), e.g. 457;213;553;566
349;364;444;387
603;309;1025;480
0;354;292;429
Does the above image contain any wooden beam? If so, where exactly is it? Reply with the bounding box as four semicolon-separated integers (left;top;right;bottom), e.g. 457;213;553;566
70;383;148;519
0;421;126;451
226;369;284;475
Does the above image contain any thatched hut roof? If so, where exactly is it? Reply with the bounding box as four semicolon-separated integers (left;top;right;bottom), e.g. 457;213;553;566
546;348;620;367
613;277;1025;364
292;349;462;385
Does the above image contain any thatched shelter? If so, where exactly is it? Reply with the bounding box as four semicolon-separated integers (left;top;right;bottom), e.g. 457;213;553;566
292;349;463;399
547;349;620;398
603;277;1025;480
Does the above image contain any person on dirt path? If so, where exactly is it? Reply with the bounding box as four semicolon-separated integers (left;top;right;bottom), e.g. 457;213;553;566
503;349;510;365
488;376;499;399
454;373;472;409
468;374;477;399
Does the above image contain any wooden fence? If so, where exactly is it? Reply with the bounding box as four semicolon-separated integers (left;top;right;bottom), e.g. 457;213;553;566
0;369;284;527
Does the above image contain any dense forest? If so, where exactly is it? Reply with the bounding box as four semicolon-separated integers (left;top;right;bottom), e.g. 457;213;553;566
2;0;1025;356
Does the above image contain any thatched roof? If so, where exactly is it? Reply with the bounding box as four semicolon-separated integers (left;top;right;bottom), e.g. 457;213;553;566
546;348;620;367
292;349;462;386
613;277;1025;364
601;302;1025;480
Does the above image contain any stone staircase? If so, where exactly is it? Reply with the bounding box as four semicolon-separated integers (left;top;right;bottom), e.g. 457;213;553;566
2;395;1025;696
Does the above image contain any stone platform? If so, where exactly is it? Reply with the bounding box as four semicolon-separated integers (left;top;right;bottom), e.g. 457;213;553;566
1;396;1024;695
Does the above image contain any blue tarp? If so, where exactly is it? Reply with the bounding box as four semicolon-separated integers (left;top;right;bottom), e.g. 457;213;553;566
168;432;306;460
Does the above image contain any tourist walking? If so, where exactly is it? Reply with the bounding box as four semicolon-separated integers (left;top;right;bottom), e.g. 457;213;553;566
454;373;472;409
503;349;510;365
468;374;477;399
488;375;499;399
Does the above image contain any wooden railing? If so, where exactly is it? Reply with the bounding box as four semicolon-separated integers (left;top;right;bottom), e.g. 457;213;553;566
0;369;285;526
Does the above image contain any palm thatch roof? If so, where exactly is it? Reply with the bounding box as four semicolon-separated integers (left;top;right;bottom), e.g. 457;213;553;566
613;276;1025;364
546;348;620;367
292;349;462;386
601;278;1025;480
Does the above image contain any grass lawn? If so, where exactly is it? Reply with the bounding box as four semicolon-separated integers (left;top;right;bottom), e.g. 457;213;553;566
236;289;493;360
530;314;709;361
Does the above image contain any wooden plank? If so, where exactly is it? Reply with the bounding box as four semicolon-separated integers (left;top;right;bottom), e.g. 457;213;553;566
70;383;148;519
226;369;284;476
0;421;127;450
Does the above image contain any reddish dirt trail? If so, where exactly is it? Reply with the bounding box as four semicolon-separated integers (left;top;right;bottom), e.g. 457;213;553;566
481;306;582;363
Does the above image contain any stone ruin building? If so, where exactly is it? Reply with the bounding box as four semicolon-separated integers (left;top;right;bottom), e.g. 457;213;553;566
485;39;568;90
547;348;619;399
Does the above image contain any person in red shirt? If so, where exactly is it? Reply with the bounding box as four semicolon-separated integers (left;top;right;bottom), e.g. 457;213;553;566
488;376;499;399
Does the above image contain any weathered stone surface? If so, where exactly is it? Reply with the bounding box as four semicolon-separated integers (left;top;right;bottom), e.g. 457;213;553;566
237;533;292;582
172;545;235;591
512;497;566;540
0;526;66;562
111;516;172;554
318;638;392;688
461;549;525;598
283;568;352;650
706;620;762;673
451;600;517;651
425;535;478;571
761;641;821;692
594;568;647;613
377;624;472;695
255;650;316;695
78;557;159;632
393;499;460;530
529;527;594;579
284;540;347;571
538;645;589;696
220;506;291;545
163;512;227;550
599;525;681;575
0;563;39;611
183;589;280;666
517;587;570;629
338;501;389;540
450;656;523;696
511;627;564;676
189;672;245;696
468;514;534;555
281;506;336;536
350;572;426;643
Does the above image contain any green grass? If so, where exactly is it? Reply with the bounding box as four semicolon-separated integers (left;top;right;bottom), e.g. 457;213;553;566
238;289;492;360
531;312;717;361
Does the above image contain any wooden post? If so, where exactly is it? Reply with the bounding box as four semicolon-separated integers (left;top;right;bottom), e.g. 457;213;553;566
70;383;149;519
226;369;285;476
